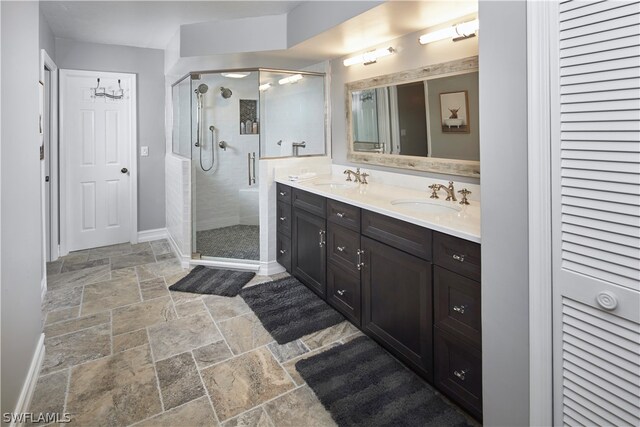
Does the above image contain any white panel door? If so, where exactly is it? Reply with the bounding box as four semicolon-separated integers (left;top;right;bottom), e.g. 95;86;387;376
61;70;135;251
551;1;640;425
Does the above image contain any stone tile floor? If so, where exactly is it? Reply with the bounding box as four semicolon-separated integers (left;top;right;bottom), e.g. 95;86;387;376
32;239;361;426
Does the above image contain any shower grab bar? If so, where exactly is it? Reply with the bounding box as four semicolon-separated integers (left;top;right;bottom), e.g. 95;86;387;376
248;152;256;186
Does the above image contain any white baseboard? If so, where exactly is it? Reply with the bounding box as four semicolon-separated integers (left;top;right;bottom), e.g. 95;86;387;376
40;277;47;302
166;231;190;269
10;333;45;427
137;228;168;243
259;260;286;276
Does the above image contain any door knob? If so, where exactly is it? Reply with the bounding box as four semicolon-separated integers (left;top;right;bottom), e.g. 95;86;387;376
121;167;128;174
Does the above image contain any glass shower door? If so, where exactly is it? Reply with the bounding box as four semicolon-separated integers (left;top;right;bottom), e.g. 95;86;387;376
190;71;260;261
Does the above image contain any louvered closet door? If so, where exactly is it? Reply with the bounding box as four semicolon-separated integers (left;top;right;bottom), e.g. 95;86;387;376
551;1;640;426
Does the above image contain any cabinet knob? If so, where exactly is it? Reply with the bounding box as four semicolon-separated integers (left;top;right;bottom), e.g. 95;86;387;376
452;253;465;262
453;369;468;381
337;289;346;296
337;246;346;252
596;291;618;311
279;216;286;222
336;212;346;218
279;249;287;255
453;305;466;314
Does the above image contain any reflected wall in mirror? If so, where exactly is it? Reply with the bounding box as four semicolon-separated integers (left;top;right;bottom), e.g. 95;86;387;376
347;56;479;177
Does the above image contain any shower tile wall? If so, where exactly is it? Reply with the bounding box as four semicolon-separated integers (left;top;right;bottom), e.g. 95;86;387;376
261;74;325;158
166;154;191;258
194;74;260;232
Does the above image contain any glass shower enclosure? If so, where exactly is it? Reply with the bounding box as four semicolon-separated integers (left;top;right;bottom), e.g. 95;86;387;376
172;68;325;266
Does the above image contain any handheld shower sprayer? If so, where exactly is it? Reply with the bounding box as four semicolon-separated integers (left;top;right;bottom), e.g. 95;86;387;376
194;83;214;171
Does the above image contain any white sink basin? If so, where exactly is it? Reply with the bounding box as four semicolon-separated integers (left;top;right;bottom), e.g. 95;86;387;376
312;180;357;190
390;199;461;214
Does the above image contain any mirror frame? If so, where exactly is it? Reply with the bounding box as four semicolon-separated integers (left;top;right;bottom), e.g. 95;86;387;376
346;56;479;178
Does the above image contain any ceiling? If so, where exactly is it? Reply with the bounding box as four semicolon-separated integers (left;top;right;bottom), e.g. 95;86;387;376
42;1;478;65
40;1;302;50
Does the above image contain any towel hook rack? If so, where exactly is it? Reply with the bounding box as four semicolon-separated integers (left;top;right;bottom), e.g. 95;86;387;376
92;78;125;100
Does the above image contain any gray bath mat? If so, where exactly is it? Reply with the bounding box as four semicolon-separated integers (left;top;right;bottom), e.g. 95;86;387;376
239;276;344;344
169;266;255;297
296;336;474;427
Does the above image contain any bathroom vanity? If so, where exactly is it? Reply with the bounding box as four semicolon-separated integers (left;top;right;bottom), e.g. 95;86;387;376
275;178;482;420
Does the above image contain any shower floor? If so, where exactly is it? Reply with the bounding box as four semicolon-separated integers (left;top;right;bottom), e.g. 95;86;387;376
196;224;259;260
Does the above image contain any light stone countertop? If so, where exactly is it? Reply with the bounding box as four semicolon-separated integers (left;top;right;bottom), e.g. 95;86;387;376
275;174;481;243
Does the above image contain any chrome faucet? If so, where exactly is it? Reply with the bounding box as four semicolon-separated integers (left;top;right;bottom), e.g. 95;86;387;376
428;181;457;201
343;168;369;184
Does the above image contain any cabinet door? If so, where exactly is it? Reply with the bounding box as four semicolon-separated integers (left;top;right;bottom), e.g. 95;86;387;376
292;208;327;298
361;236;433;380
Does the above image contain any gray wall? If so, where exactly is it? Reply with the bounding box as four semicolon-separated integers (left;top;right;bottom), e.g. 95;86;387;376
479;1;530;425
1;1;45;419
330;24;479;183
39;6;55;60
427;72;479;161
55;38;166;231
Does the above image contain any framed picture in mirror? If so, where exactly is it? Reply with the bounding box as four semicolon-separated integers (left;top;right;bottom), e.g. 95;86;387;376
440;90;470;134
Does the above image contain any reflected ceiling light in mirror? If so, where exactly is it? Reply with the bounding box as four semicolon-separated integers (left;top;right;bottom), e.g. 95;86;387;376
221;72;250;78
343;47;395;67
278;74;303;85
258;83;271;91
419;18;479;45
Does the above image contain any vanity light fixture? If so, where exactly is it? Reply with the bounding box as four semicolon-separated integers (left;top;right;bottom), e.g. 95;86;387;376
343;47;395;67
221;72;250;78
419;18;479;45
278;74;303;85
258;83;271;91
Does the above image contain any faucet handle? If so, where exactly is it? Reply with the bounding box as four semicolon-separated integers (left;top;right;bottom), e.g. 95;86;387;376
343;170;353;182
458;188;471;205
361;172;369;184
428;184;440;199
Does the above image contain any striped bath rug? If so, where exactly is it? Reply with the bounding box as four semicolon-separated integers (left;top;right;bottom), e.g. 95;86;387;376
296;336;475;427
168;266;255;297
239;276;344;344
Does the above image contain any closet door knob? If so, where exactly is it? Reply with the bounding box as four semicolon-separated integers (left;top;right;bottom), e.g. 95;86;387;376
121;167;128;174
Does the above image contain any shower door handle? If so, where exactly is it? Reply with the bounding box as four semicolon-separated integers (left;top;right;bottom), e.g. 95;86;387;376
248;152;256;186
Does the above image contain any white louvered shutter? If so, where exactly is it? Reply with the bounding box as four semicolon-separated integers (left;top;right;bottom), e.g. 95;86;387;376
551;1;640;426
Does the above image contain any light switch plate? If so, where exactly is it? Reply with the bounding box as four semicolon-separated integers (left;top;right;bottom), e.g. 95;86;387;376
141;146;149;156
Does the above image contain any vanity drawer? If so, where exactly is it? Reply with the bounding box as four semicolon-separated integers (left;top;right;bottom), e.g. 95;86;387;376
327;223;361;272
327;261;361;326
277;201;292;237
433;232;481;282
293;188;326;218
277;183;292;205
362;210;432;260
276;232;291;272
434;327;483;420
327;199;361;232
434;266;481;347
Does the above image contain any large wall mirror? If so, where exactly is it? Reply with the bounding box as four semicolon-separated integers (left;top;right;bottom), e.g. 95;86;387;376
346;56;479;177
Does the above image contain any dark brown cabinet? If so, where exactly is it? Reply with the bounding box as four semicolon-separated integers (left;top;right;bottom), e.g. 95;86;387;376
275;183;482;420
361;236;434;380
292;208;326;298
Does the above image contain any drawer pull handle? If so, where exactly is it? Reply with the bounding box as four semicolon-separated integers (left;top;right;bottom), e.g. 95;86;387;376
336;212;346;218
279;216;287;222
453;305;467;314
356;249;365;271
337;289;346;296
454;369;468;381
279;249;287;255
319;230;326;247
279;191;286;196
337;246;346;252
452;253;465;262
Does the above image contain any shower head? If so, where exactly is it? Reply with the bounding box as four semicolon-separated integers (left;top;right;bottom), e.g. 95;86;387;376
220;87;232;99
196;83;209;94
